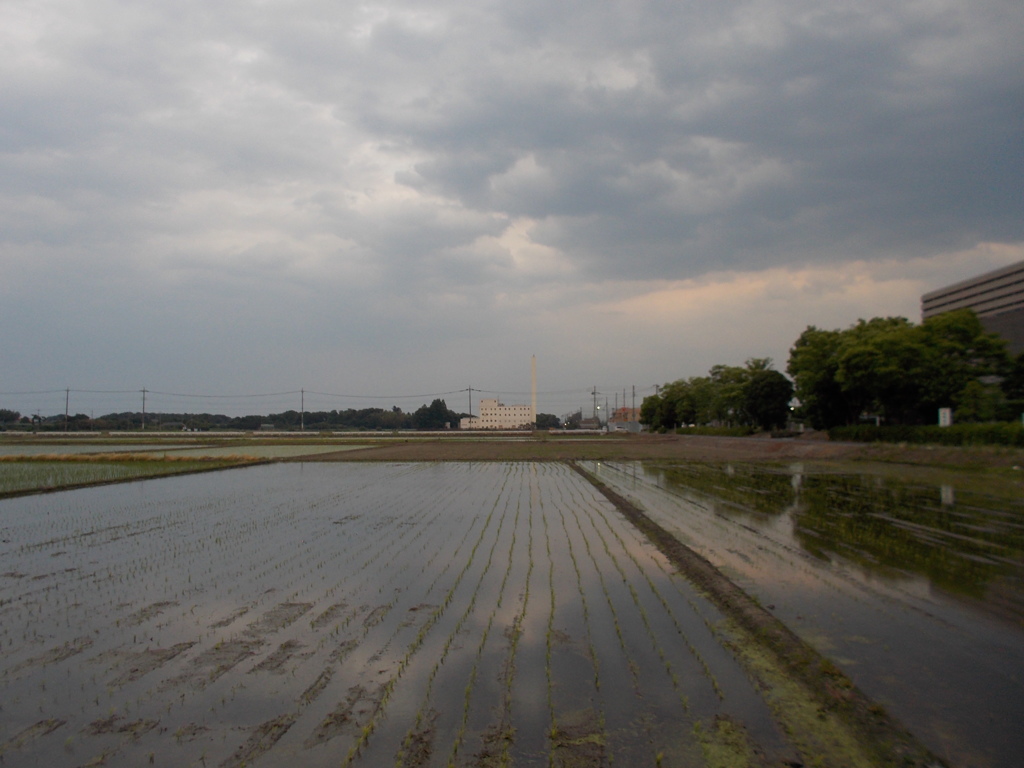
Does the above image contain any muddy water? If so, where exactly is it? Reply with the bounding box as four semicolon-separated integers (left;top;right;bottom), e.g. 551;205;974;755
587;460;1024;768
1;462;807;768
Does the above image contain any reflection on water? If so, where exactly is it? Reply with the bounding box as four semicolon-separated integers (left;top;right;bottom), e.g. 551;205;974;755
652;463;796;516
797;474;1024;607
591;460;1024;768
649;462;1024;617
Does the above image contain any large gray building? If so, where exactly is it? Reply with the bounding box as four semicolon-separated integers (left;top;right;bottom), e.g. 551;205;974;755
922;260;1024;355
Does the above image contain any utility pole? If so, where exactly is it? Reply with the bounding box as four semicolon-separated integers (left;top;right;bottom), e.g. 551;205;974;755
531;355;537;426
141;388;147;431
468;386;473;418
300;389;305;431
64;388;69;432
592;386;598;419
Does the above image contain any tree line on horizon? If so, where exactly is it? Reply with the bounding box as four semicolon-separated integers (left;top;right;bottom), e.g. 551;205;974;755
642;308;1024;432
0;399;565;432
0;401;463;432
640;358;795;432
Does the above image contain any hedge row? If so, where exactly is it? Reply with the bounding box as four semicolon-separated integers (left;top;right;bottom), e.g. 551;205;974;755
829;423;1024;447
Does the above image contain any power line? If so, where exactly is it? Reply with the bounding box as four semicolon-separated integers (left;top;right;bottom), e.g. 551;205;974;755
0;389;70;396
1;385;652;400
69;388;140;395
146;389;301;399
304;388;468;400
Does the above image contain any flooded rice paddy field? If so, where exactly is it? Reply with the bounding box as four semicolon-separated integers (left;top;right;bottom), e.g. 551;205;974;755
1;462;807;768
2;459;1019;767
587;460;1024;768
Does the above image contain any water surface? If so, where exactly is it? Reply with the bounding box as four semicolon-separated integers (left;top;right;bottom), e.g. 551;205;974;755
588;460;1024;768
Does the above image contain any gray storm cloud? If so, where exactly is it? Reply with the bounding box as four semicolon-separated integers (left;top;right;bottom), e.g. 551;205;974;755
1;0;1021;413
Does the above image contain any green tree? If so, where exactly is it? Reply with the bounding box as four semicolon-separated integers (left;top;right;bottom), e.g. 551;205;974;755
787;327;854;429
1003;354;1024;417
788;310;1010;428
955;381;1006;423
413;399;458;429
536;413;560;429
834;317;924;424
231;415;263;431
919;309;1009;410
706;359;784;427
659;379;692;427
744;369;794;430
707;364;750;424
639;393;664;430
641;359;789;430
640;391;671;431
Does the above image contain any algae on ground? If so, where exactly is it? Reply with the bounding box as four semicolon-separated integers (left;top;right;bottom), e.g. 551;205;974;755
715;619;887;768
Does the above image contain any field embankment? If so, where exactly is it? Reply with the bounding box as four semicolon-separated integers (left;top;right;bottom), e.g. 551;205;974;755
304;432;1024;470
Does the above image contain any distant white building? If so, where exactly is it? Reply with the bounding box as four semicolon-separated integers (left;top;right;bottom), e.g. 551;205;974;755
460;398;535;429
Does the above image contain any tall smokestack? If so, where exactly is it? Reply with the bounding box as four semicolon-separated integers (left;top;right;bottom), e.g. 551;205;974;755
531;355;537;426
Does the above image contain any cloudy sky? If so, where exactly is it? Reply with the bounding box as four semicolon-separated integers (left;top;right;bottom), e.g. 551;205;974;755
2;0;1022;419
